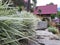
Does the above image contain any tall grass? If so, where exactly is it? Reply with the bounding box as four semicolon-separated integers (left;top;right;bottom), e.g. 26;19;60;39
0;4;38;45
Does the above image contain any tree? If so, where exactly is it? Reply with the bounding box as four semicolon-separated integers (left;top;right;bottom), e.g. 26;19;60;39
32;0;37;9
47;2;54;5
12;0;25;6
2;0;25;7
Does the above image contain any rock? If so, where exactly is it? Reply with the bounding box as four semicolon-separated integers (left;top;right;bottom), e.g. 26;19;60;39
35;30;59;40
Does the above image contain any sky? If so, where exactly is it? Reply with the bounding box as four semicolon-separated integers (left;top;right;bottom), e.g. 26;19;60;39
36;0;60;8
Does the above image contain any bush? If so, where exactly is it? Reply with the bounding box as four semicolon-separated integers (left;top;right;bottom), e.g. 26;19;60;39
51;14;56;19
48;27;59;34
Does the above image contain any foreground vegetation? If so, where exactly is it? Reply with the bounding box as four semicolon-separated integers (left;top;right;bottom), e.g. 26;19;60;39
0;1;37;45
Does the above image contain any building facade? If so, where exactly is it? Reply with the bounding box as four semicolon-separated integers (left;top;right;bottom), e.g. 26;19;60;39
33;4;57;21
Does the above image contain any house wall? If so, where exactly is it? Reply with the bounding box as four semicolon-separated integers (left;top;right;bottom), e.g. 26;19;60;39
36;14;51;21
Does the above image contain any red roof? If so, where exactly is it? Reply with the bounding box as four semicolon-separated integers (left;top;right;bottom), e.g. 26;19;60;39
34;5;57;14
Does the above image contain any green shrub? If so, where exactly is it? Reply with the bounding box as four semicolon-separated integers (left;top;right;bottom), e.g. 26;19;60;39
48;27;58;34
51;14;56;19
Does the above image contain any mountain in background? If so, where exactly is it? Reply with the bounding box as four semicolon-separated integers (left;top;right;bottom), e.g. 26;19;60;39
58;8;60;11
